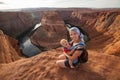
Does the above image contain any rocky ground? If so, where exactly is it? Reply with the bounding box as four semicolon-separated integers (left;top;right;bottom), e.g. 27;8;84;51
0;48;120;80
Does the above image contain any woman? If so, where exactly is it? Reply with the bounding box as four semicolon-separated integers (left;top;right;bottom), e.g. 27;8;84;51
56;27;86;68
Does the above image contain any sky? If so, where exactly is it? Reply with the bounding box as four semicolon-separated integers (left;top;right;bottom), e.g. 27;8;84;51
0;0;120;10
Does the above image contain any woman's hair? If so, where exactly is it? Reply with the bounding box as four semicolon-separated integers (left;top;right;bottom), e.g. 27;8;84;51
69;27;84;42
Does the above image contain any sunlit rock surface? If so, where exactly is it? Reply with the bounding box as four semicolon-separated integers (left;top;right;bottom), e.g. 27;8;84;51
0;8;120;80
30;11;67;50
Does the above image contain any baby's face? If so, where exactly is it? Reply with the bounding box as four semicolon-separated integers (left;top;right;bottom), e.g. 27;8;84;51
62;40;70;48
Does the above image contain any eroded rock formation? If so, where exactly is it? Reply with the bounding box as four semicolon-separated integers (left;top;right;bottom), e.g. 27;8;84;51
65;11;120;56
30;11;67;50
0;12;37;38
0;30;21;63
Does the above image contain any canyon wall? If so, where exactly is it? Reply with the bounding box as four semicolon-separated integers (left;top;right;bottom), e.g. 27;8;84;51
0;8;120;80
0;12;37;38
0;9;120;55
30;11;67;50
0;30;22;63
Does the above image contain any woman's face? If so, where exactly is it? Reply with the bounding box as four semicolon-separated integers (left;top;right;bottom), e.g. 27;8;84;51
69;30;80;42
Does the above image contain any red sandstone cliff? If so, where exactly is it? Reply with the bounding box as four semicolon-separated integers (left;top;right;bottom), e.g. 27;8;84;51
30;11;67;49
0;8;120;80
0;30;22;63
0;12;37;37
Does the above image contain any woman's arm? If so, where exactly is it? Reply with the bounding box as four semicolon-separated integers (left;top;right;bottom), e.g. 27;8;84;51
70;49;82;60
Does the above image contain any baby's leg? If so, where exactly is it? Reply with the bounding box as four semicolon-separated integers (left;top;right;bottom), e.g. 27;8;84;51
69;60;74;68
58;54;66;60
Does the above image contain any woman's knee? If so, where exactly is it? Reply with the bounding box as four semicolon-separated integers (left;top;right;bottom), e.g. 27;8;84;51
58;54;66;59
56;60;63;65
56;60;66;68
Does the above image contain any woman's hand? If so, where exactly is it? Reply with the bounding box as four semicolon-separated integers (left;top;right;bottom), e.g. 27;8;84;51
70;46;83;60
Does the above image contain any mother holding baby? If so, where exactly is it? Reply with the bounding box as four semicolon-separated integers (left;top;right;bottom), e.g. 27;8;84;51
56;27;88;68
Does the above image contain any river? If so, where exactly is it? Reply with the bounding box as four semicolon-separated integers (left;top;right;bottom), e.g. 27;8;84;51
18;23;42;57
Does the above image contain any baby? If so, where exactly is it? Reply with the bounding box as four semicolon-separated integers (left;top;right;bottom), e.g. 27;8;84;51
60;39;75;68
60;39;71;54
